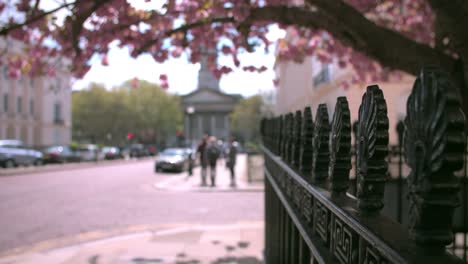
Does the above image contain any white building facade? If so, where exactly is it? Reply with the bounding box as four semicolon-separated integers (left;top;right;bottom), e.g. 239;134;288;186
275;31;414;144
0;38;72;147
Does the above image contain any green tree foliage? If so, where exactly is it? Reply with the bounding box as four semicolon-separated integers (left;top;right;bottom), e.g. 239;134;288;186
72;81;182;146
231;95;273;145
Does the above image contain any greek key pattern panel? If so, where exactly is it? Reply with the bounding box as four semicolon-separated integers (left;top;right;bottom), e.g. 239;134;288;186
293;181;303;209
314;200;330;244
363;245;388;264
331;216;358;264
302;192;313;225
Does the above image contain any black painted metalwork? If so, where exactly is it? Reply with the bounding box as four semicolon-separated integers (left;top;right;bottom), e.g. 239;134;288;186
261;66;467;264
311;104;330;182
279;115;285;157
404;66;466;250
329;97;352;194
261;68;468;264
356;85;389;213
300;106;314;176
292;110;302;169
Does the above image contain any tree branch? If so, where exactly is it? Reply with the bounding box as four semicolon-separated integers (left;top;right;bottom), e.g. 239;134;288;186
135;17;235;55
427;0;468;55
69;0;113;55
0;1;77;36
246;3;456;77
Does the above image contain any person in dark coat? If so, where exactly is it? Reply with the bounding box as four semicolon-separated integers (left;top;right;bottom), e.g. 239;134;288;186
197;134;209;186
205;136;221;187
226;137;238;187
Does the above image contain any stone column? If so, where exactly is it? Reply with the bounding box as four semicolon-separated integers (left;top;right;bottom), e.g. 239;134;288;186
211;114;216;138
224;114;230;139
198;114;203;140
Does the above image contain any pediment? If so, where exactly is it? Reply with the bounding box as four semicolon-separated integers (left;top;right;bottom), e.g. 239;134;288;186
183;89;239;104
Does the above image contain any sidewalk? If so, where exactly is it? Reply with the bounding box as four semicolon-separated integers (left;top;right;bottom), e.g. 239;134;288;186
0;222;264;264
155;154;264;192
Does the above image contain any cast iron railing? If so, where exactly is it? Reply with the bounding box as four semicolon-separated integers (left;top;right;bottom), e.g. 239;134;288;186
261;66;467;263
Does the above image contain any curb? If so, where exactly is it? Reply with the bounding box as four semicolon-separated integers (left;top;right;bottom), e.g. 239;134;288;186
0;222;264;259
153;181;264;193
0;157;154;177
0;223;186;258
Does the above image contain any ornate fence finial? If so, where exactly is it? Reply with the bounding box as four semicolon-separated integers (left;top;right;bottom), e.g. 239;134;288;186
356;85;389;213
279;115;285;158
312;104;330;181
283;114;289;159
274;117;280;155
285;113;293;163
300;106;314;176
260;118;266;139
404;66;466;250
292;110;302;169
329;97;352;193
287;113;295;164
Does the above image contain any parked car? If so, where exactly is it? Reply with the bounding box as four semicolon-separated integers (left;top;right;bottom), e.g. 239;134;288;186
44;146;81;164
101;146;123;160
154;148;190;172
77;144;99;162
0;139;44;168
129;144;146;158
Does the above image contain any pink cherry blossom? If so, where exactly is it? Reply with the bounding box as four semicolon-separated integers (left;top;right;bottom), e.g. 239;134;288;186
0;0;442;84
159;74;168;81
101;55;109;66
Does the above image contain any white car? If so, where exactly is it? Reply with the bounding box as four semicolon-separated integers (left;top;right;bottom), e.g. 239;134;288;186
0;139;44;168
77;144;100;162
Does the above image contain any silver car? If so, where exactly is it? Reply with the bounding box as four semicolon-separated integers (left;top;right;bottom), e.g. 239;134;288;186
0;139;44;168
154;148;189;172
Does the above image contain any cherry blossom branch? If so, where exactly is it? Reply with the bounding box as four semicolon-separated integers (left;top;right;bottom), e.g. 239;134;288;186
135;17;235;55
0;1;77;35
68;0;114;55
245;3;456;76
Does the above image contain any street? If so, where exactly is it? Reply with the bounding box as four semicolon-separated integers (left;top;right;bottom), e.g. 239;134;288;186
0;159;264;255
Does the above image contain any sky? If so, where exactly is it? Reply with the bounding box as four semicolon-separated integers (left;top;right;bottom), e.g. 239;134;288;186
72;27;285;97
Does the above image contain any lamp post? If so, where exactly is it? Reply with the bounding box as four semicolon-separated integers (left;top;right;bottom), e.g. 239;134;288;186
186;106;195;147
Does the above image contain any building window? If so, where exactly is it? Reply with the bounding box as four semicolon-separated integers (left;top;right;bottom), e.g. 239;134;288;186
313;64;331;88
3;94;8;112
17;97;22;113
54;102;63;124
30;99;34;115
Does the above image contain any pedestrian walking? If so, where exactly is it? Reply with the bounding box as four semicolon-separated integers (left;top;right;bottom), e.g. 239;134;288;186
187;151;193;177
205;136;221;187
197;134;209;186
226;137;238;187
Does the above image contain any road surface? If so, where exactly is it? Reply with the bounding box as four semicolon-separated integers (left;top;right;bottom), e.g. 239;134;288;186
0;159;263;253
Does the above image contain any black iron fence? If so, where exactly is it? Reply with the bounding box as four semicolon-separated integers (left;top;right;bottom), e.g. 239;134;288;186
261;66;467;263
356;143;468;260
